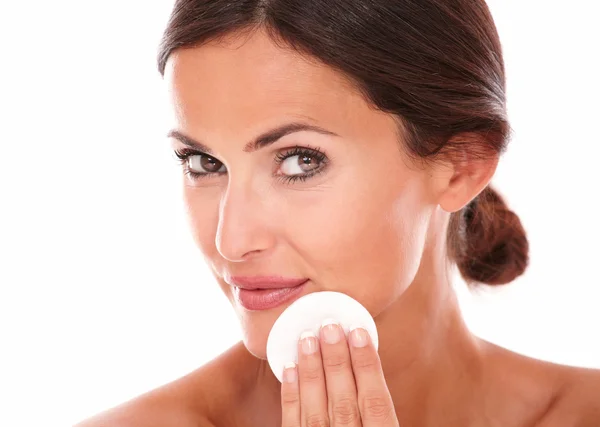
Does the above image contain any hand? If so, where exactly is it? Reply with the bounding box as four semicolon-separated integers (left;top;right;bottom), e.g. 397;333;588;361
280;320;400;427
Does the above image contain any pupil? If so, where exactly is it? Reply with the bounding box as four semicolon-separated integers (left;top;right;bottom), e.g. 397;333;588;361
201;156;221;172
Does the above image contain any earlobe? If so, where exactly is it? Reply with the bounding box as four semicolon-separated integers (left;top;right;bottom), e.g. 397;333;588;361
438;150;499;214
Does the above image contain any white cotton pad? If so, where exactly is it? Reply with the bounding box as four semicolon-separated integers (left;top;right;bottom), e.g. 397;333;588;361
266;291;379;383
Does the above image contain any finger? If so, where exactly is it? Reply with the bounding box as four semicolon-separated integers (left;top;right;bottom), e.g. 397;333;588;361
281;362;301;427
349;327;399;426
297;330;330;427
319;319;361;426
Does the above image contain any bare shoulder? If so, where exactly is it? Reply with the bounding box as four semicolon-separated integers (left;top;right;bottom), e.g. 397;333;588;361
74;341;255;427
479;340;599;426
534;364;600;427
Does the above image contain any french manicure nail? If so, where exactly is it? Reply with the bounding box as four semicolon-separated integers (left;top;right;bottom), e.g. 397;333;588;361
283;362;297;383
350;326;369;348
321;318;341;344
300;330;318;354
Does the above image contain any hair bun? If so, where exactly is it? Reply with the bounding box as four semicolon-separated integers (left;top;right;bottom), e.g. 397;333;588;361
453;186;529;286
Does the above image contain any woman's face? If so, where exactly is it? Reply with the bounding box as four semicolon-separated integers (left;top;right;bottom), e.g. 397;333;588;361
164;30;438;358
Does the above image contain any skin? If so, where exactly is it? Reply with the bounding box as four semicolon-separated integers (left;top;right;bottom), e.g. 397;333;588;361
76;28;600;427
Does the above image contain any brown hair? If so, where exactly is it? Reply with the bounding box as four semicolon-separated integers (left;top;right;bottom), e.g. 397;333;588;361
156;0;529;286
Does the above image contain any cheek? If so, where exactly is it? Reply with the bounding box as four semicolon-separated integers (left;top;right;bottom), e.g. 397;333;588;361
290;183;430;315
183;188;219;258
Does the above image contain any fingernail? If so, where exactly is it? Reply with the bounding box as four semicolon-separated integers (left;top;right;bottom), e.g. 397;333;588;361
300;330;318;354
349;326;369;348
283;362;297;383
321;318;341;344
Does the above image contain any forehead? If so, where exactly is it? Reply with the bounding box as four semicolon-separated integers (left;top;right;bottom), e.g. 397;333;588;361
162;29;368;134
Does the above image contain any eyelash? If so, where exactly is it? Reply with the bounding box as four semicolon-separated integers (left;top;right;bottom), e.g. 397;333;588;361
172;145;329;184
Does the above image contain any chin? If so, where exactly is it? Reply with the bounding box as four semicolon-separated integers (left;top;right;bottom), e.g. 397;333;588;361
244;339;268;360
233;287;311;360
235;309;278;360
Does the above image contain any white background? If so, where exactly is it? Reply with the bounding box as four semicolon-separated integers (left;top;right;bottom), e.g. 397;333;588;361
0;1;598;426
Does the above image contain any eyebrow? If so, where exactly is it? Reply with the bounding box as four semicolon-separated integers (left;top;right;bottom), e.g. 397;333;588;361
166;122;339;155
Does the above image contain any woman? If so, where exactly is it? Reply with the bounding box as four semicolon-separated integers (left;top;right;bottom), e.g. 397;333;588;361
78;0;600;426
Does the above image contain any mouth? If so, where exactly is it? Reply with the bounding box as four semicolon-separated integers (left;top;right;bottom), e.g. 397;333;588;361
229;276;309;311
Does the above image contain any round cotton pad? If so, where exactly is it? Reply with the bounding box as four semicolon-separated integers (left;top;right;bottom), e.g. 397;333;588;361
266;291;379;383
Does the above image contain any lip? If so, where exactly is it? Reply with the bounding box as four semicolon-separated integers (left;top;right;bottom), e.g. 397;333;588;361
232;279;309;311
228;276;309;290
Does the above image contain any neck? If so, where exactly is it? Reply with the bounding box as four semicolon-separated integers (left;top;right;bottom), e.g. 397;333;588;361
374;236;486;426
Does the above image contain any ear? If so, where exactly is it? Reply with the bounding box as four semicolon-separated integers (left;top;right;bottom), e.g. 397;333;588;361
428;134;499;213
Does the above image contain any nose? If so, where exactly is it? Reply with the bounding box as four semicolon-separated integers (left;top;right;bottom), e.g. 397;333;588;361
215;181;276;263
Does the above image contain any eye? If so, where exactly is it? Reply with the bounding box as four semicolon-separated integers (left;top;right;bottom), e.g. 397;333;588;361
280;153;321;176
275;146;328;182
188;154;226;174
173;148;227;180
